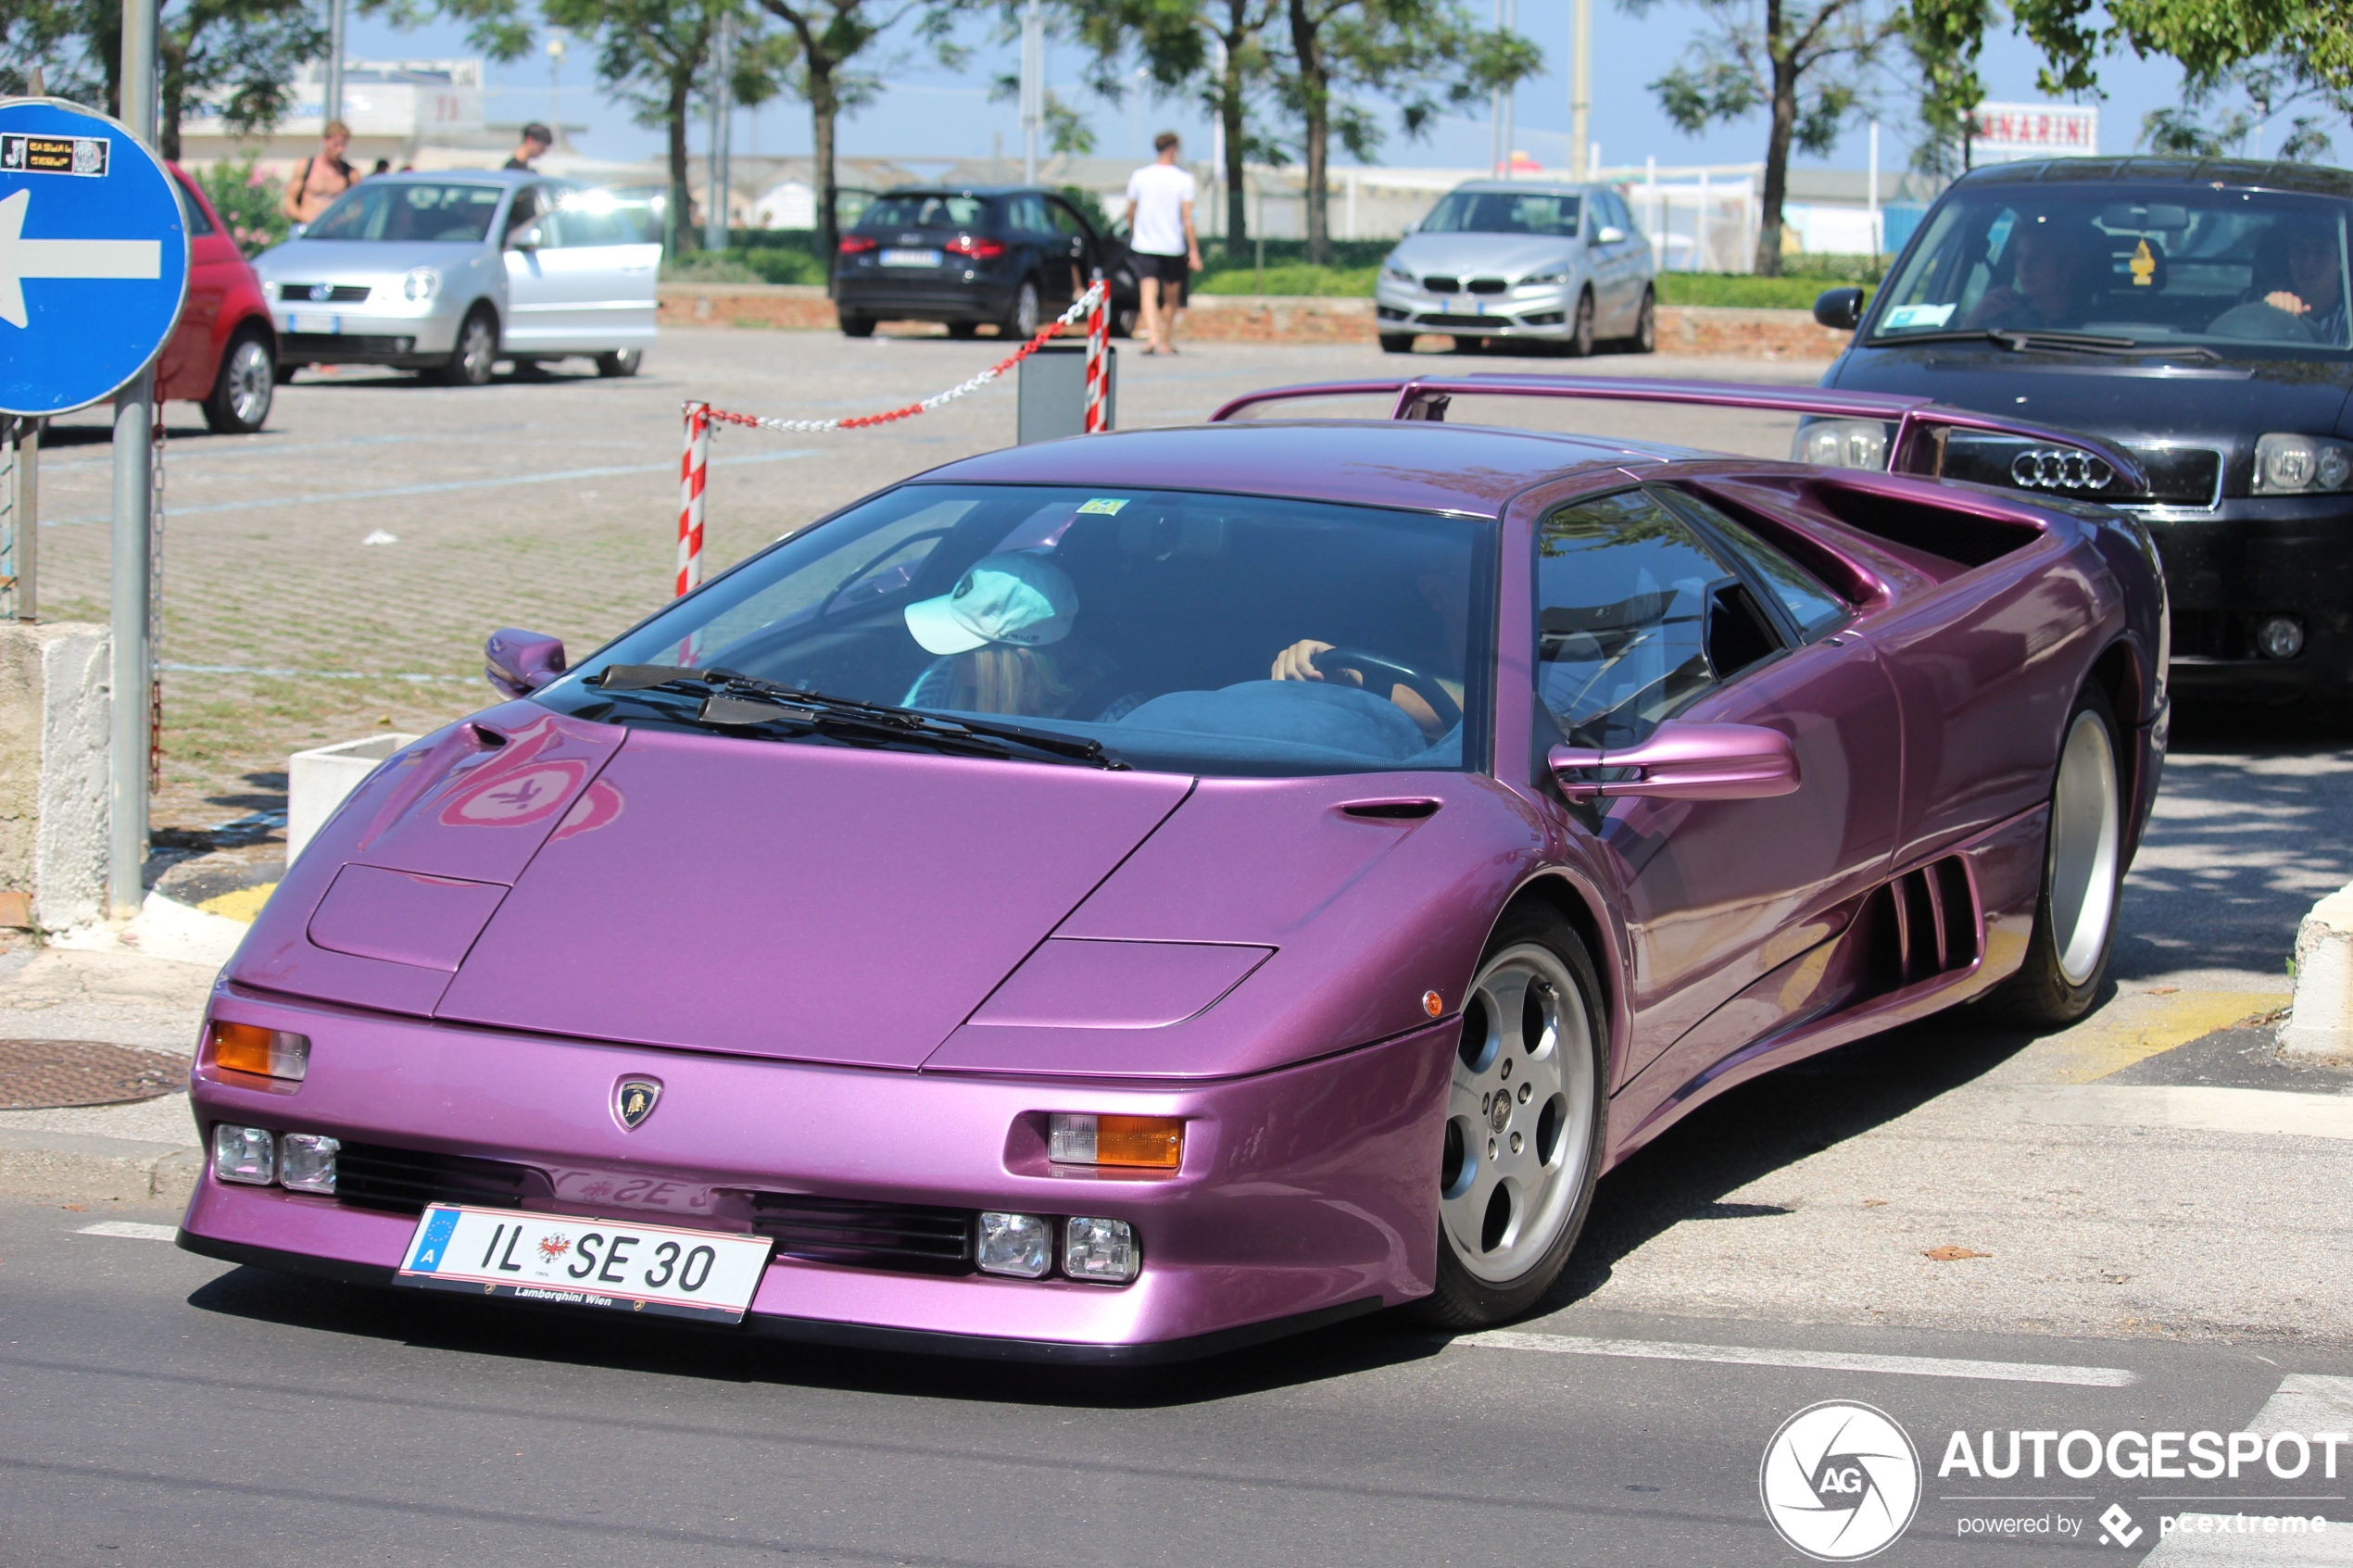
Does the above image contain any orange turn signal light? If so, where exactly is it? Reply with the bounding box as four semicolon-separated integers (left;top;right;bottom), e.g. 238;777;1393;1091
206;1021;310;1082
1047;1112;1184;1169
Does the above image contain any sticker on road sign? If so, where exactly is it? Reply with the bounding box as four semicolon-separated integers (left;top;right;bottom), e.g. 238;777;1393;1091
1;133;108;177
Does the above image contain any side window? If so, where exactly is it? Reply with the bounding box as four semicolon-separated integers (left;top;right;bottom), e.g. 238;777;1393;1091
174;178;216;236
504;187;539;242
1600;192;1630;234
1661;491;1848;636
1013;194;1053;234
1046;198;1088;237
1535;489;1782;747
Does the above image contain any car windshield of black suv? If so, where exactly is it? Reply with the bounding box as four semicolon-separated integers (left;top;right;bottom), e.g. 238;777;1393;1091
542;485;1494;779
1869;185;2353;350
858;194;988;231
1418;191;1580;237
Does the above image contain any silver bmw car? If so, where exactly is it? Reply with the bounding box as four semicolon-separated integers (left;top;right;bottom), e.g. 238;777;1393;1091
1375;181;1656;356
254;169;661;385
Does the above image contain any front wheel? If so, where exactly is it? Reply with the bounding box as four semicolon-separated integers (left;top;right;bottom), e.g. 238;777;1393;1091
1626;287;1656;354
1003;279;1042;339
1379;332;1416;354
1567;289;1597;358
837;311;875;338
1420;906;1608;1328
1979;684;2124;1026
595;348;643;378
437;307;498;386
202;332;275;433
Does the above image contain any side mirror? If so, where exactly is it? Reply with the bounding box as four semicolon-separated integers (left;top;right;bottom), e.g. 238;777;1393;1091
1814;286;1865;332
484;628;566;699
508;221;544;252
287;222;308;239
1595;224;1627;245
1550;721;1799;802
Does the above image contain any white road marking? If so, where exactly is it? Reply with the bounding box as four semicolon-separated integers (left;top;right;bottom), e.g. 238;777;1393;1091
1454;1330;2138;1386
0;188;165;328
1991;1085;2353;1141
75;1222;178;1241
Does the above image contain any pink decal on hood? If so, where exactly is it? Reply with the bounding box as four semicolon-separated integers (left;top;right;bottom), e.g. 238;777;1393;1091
549;779;625;841
441;759;590;828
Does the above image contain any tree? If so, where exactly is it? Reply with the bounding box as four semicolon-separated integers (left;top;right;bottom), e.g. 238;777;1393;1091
1630;0;1899;275
28;0;323;157
2142;55;2353;158
1901;0;1987;175
1278;0;1541;262
0;0;103;100
746;0;961;260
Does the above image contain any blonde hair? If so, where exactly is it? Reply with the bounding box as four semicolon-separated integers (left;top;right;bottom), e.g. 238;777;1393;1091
322;119;351;140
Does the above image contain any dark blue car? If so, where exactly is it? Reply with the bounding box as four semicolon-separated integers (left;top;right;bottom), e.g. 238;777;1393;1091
832;185;1140;342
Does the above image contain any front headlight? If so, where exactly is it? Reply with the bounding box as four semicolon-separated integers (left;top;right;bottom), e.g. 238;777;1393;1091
1382;259;1415;283
2254;433;2353;493
402;266;442;304
1793;418;1890;470
1520;270;1570;286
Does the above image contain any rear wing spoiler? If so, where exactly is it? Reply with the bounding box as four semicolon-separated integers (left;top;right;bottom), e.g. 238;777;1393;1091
1204;373;2148;495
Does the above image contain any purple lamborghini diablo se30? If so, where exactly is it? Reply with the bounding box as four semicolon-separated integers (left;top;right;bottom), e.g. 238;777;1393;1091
179;376;2169;1361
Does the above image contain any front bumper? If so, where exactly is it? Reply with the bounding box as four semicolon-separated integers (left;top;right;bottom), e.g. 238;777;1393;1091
2141;496;2353;696
1374;280;1576;338
178;985;1452;1361
268;304;462;366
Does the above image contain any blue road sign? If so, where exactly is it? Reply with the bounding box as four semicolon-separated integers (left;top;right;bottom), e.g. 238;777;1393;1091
0;97;191;418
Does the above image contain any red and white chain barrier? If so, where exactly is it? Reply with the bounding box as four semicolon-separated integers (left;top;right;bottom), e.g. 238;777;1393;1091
673;279;1109;596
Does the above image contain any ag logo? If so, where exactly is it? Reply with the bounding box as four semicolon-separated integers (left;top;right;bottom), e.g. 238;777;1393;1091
612;1077;661;1130
1759;1400;1921;1562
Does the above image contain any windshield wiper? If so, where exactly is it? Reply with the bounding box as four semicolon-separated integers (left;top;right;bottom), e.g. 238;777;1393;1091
589;664;1126;770
1871;326;2221;362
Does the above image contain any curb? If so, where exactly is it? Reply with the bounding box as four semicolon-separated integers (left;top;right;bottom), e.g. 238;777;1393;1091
0;1126;200;1204
2284;883;2353;1061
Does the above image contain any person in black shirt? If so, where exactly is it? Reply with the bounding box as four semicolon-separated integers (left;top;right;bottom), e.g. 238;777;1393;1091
505;123;552;170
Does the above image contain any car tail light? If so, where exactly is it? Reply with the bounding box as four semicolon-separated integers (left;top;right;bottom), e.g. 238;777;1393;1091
205;1021;310;1082
1048;1113;1184;1169
944;234;1006;261
837;234;878;255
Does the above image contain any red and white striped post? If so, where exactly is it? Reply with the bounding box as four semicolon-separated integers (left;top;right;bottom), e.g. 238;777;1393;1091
675;400;710;597
1083;276;1109;433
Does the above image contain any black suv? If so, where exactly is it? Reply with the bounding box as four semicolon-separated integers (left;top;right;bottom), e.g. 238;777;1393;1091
1812;157;2353;698
833;185;1140;340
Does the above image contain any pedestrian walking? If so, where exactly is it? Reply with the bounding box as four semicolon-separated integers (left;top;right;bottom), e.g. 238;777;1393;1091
505;122;554;171
280;119;357;226
1125;131;1202;356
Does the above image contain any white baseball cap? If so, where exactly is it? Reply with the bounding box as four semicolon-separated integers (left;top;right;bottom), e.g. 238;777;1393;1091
902;552;1078;655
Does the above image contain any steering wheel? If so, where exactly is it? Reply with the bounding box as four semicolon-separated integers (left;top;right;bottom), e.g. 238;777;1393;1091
1312;646;1464;733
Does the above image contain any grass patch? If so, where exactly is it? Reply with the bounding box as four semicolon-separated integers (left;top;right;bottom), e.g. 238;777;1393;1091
1658;274;1873;310
1194;263;1382;297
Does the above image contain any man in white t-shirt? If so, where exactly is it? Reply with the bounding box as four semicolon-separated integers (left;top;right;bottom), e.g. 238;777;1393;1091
1124;131;1202;355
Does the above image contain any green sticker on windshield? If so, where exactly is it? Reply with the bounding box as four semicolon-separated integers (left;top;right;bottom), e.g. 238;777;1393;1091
1076;497;1130;515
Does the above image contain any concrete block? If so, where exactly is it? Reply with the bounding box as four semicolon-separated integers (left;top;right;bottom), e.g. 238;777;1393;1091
0;621;110;933
287;733;416;862
2281;884;2353;1060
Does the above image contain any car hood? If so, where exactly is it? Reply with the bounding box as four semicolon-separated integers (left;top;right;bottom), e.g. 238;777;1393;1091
1830;345;2353;442
254;236;486;281
1386;232;1580;282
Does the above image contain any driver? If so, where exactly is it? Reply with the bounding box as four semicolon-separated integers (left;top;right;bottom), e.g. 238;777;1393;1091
1269;549;1471;738
1959;216;2099;332
901;552;1137;720
2260;219;2347;343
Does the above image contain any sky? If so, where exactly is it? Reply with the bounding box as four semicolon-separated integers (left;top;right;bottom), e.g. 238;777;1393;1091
343;3;2222;179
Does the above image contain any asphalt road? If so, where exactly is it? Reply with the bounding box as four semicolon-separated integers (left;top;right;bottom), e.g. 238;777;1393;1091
5;1201;2347;1568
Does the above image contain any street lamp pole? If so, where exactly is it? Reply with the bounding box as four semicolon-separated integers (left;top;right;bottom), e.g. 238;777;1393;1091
324;0;346;126
1570;0;1591;180
110;0;158;918
1019;0;1043;184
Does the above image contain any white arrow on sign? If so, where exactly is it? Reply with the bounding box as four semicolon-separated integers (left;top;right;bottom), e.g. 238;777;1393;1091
0;186;164;329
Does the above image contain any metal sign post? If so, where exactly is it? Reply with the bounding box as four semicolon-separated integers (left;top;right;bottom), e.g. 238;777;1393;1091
112;0;161;916
0;418;34;621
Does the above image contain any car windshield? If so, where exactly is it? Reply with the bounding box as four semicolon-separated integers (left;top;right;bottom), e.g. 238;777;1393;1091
1420;191;1580;237
542;484;1494;779
860;194;989;231
307;182;505;243
1870;183;2353;350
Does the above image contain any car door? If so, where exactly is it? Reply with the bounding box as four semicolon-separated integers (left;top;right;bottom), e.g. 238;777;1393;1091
1043;195;1097;301
497;184;560;350
1527;485;1901;1100
506;190;661;354
158;169;231;399
1007;194;1069;312
1585;191;1634;332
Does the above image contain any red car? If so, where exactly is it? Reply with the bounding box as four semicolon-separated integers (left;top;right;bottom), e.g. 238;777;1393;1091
160;164;278;433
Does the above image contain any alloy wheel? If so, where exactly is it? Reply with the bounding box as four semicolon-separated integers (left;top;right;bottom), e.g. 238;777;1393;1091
1569;292;1596;357
1633;290;1656;353
224;339;273;427
1013;282;1041;338
2048;709;2121;985
1441;942;1597;1285
458;315;496;384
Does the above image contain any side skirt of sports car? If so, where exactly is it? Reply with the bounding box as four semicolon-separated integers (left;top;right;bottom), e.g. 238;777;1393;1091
177;383;2169;1361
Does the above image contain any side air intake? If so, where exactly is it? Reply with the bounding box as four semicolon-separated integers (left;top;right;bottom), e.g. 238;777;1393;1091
1865;856;1979;990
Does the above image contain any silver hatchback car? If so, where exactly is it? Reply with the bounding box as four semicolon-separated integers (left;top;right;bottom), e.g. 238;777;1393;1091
1375;182;1656;356
254;169;660;384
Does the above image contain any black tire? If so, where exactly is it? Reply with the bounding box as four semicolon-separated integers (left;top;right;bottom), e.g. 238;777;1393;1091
437;307;498;386
595;348;643;377
946;320;981;340
1978;683;2125;1026
1418;904;1609;1328
202;331;275;433
1567;289;1597;358
1112;306;1139;339
1003;279;1042;339
273;358;300;386
1626;286;1656;354
1379;332;1416;354
1451;334;1488;354
837;312;875;338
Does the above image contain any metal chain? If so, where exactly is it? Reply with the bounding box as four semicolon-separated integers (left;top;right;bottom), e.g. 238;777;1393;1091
149;406;165;792
0;417;18;622
704;282;1108;436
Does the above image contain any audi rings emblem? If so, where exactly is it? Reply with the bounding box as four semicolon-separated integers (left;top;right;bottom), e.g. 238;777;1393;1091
2010;448;2115;490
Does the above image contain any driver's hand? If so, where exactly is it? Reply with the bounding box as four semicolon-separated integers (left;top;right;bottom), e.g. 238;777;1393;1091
2266;289;2313;315
1271;639;1357;684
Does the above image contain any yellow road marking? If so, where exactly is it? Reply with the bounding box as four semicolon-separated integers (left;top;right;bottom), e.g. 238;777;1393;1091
2038;990;2289;1083
197;882;278;924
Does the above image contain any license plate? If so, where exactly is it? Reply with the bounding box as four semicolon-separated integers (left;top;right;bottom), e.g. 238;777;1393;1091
879;247;942;268
285;312;340;333
395;1203;774;1323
